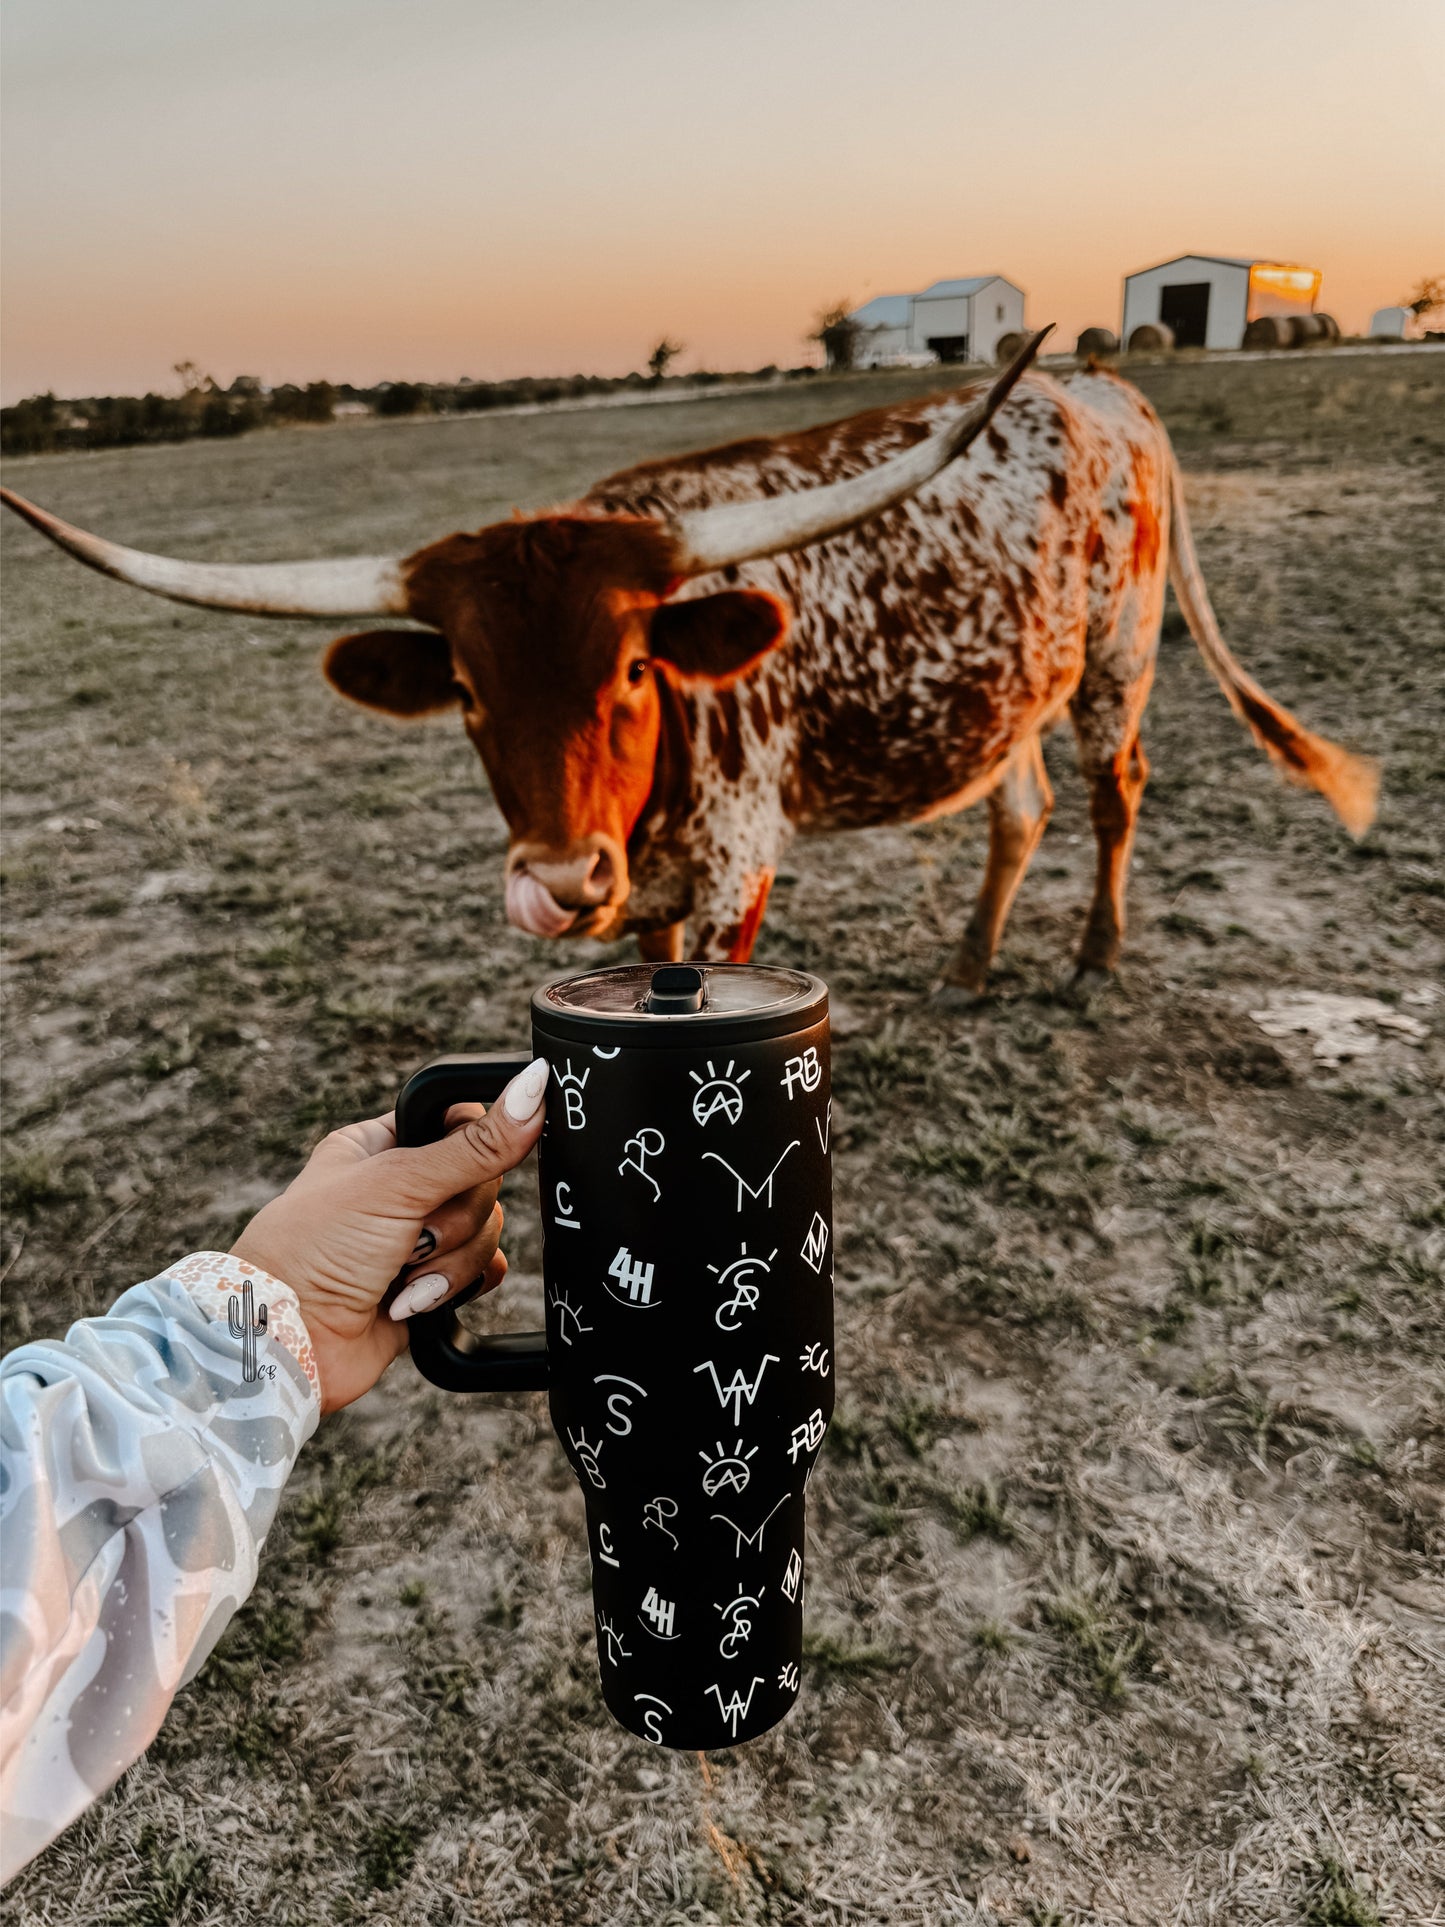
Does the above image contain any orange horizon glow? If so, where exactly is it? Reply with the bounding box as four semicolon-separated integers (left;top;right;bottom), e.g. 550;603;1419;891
3;0;1442;406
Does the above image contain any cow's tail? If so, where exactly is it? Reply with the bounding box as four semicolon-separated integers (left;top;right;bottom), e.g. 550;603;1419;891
1167;460;1378;837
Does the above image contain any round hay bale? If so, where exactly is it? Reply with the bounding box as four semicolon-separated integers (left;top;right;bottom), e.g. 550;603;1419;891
1289;313;1329;346
1076;327;1119;358
1243;314;1294;350
1313;311;1341;341
994;331;1027;365
1126;322;1174;354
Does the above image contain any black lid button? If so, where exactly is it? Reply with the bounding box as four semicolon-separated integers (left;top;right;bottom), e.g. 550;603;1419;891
645;964;706;1014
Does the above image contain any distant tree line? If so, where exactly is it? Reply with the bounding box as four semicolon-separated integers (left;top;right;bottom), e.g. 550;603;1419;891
1;354;809;458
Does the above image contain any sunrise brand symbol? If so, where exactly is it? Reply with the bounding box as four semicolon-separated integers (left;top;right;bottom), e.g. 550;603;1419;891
549;1285;592;1349
700;1438;759;1497
598;1614;630;1666
689;1058;751;1127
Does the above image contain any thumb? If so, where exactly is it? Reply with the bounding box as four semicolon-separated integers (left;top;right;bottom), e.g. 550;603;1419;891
391;1056;549;1208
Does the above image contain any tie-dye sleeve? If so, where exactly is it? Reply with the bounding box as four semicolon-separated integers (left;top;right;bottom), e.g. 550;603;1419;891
0;1253;321;1882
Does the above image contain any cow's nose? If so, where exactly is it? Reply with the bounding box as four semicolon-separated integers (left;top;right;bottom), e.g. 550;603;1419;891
511;836;624;910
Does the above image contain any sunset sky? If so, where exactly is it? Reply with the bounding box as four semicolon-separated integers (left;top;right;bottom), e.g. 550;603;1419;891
2;0;1441;403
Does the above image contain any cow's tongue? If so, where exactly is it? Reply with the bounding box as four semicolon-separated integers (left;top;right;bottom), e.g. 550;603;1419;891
506;869;579;938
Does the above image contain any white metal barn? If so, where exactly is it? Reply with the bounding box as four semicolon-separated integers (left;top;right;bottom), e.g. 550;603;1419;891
1121;255;1322;350
851;294;916;366
850;276;1026;367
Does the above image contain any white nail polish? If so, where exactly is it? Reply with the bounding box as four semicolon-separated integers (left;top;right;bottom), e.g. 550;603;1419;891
390;1272;449;1321
503;1055;550;1122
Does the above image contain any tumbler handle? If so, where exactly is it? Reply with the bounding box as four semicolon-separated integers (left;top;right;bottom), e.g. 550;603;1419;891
396;1054;549;1394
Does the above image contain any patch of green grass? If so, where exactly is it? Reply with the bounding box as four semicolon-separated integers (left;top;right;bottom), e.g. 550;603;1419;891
114;1825;214;1926
1041;1587;1148;1703
802;1631;908;1677
362;1817;421;1893
1304;1860;1384;1927
0;1150;88;1216
974;1620;1020;1656
943;1481;1014;1544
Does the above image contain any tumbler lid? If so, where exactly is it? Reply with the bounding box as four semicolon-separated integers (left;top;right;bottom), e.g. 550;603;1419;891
533;962;827;1047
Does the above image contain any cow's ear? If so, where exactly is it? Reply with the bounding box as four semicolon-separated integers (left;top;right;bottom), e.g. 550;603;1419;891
323;629;460;717
649;590;788;682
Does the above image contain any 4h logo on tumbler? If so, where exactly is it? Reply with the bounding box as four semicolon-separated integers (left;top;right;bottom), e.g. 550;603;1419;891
689;1058;751;1127
555;1059;590;1130
639;1587;679;1639
707;1242;776;1332
780;1047;822;1099
606;1245;657;1308
695;1353;778;1424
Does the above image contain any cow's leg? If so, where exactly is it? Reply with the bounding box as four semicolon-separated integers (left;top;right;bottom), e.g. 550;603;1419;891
637;923;686;964
692;867;776;963
1074;734;1150;976
937;733;1053;997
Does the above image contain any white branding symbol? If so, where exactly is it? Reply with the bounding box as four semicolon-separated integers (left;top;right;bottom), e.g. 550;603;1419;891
781;1047;822;1099
592;1045;621;1060
639;1587;678;1639
568;1427;606;1488
702;1142;799;1213
642;1496;679;1550
694;1353;779;1425
549;1286;592;1349
778;1662;800;1693
606;1245;657;1308
552;1180;581;1232
596;1372;647;1438
689;1058;751;1127
699;1438;759;1497
717;1588;764;1660
707;1242;777;1332
634;1693;671;1744
618;1126;665;1203
800;1341;830;1376
556;1060;590;1131
597;1522;620;1568
788;1408;827;1463
711;1491;790;1558
707;1676;765;1739
780;1547;803;1603
598;1614;630;1666
815;1099;832;1155
801;1213;830;1274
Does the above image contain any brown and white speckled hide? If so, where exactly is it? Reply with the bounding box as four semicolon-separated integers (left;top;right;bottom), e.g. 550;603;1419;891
590;366;1171;975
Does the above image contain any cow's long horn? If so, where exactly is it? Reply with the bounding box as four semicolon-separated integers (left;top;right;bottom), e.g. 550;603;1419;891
668;325;1053;575
0;488;409;617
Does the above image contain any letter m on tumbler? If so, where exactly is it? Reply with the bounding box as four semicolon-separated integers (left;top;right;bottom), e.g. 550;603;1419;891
228;1279;268;1383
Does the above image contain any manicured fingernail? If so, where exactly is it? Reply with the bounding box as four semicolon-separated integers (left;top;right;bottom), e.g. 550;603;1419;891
408;1228;438;1265
503;1055;550;1122
390;1272;449;1321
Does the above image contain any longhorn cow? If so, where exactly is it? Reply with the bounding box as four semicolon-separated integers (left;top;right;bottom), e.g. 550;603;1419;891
1;334;1375;990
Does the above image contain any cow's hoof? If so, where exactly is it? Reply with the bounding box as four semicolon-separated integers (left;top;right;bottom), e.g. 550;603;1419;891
1059;965;1116;1006
928;978;989;1013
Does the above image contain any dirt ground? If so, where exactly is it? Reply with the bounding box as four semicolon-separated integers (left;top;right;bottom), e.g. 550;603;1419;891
2;348;1442;1927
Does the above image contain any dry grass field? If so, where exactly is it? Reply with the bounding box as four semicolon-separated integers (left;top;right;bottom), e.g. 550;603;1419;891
2;349;1442;1926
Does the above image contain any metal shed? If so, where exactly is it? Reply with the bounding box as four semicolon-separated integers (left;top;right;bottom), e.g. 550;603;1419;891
850;276;1026;368
1121;255;1321;351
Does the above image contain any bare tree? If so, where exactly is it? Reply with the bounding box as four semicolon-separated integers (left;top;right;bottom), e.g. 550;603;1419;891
1402;275;1444;322
811;301;859;372
647;337;684;383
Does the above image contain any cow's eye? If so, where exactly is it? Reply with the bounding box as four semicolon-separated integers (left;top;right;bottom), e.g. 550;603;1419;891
627;657;650;685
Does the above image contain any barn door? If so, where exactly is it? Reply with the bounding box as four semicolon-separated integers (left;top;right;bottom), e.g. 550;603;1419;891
1159;283;1210;349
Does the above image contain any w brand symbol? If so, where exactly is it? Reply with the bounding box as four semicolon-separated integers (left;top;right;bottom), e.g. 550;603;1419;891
694;1354;778;1424
707;1676;764;1739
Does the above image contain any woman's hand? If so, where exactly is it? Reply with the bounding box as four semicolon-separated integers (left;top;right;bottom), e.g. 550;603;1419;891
232;1056;548;1413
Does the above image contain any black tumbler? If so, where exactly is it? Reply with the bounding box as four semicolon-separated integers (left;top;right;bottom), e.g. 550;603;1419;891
397;962;832;1749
